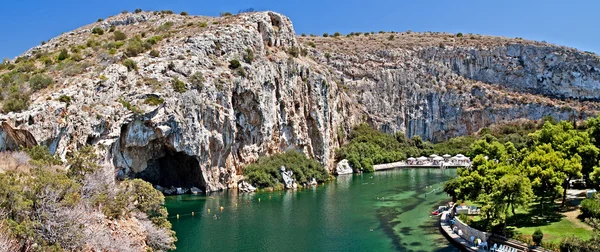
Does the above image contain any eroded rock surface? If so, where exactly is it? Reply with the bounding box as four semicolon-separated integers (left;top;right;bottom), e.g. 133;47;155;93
1;11;599;191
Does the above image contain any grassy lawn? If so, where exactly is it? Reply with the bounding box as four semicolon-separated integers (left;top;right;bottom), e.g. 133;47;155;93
456;199;595;245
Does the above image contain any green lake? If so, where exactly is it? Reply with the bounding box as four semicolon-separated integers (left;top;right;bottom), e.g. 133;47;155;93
165;168;459;252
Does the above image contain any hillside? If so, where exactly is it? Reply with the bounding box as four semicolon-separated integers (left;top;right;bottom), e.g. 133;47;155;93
1;10;600;192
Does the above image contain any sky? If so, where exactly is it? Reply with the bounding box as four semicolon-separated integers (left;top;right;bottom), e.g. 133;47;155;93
0;0;598;59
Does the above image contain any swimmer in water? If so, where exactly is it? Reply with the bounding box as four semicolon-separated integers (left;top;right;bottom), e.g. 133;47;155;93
370;227;374;231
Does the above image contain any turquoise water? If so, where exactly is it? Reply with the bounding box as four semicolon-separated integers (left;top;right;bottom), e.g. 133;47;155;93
165;168;459;252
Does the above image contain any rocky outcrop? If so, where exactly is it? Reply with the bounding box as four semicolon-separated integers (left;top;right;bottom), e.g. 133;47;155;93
1;11;600;191
335;159;353;175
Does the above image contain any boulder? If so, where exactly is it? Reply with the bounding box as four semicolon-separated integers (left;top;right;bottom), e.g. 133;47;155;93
238;181;256;193
190;187;202;194
163;186;177;195
176;187;189;194
336;159;353;175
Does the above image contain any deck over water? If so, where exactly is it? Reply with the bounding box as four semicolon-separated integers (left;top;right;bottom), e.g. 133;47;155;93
373;161;470;171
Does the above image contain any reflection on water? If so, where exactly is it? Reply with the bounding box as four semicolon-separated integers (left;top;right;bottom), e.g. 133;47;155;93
165;168;459;252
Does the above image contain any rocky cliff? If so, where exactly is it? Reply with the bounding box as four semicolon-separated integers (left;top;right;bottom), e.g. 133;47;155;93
1;11;599;191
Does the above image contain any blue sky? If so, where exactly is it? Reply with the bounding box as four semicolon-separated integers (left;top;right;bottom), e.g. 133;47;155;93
1;0;598;59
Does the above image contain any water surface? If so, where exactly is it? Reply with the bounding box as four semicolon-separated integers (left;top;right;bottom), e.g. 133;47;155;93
165;168;458;252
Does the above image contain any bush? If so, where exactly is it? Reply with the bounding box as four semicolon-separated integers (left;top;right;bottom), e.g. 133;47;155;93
322;33;329;37
333;32;341;37
97;18;104;22
134;8;142;13
113;30;127;41
3;92;29;112
189;72;205;90
91;27;104;35
57;48;70;61
124;37;152;57
180;11;188;16
149;50;160;57
119;99;141;114
199;22;207;28
109;26;116;32
287;47;299;57
220;12;232;17
243;48;254;63
228;59;241;69
581;195;600;218
532;229;543;246
25;145;62;166
121;59;138;71
28;74;53;91
121;10;129;14
171;77;186;93
145;35;162;45
144;96;164;106
456;32;463;37
157;22;174;32
58;95;71;104
244;151;329;188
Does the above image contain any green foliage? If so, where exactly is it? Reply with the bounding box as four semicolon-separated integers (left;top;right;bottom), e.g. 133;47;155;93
3;92;30;112
171;77;186;93
220;12;232;17
124;36;153;57
244;151;329;188
336;124;417;172
322;33;329;37
333;32;341;37
66;145;99;181
144;96;164;106
180;11;189;16
145;35;163;45
109;26;116;32
121;59;138;71
113;30;127;41
157;22;174;32
243;48;255;63
58;95;71;104
97;18;104;22
457;32;463;37
25;145;62;166
134;8;142;13
29;74;53;91
560;233;600;251
189;72;205;90
119;99;141;114
149;49;160;57
532;229;544;246
228;59;241;69
199;22;207;28
57;48;70;61
580;194;600;218
287;47;300;57
91;27;104;35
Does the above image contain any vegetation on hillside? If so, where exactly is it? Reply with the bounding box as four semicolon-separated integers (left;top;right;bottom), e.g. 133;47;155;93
444;117;600;249
0;146;175;251
244;151;329;188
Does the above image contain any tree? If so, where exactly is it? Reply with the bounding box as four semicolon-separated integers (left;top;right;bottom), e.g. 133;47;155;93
521;144;569;213
491;171;533;233
532;229;544;246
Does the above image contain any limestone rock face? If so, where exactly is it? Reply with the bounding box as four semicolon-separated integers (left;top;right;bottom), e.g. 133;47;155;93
335;159;353;175
1;11;600;191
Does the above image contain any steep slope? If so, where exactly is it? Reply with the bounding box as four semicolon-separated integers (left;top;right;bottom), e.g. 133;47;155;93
1;11;599;191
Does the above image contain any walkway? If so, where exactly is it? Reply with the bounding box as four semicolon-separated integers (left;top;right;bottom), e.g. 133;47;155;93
373;161;470;171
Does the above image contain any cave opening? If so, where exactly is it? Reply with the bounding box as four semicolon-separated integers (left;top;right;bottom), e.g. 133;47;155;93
136;151;205;191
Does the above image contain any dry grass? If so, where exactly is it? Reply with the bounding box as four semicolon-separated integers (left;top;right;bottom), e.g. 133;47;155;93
0;151;31;173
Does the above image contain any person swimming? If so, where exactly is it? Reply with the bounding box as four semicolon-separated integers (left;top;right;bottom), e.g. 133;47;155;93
370;227;374;231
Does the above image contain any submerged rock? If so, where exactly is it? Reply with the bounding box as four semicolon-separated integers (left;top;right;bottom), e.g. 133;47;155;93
335;159;353;175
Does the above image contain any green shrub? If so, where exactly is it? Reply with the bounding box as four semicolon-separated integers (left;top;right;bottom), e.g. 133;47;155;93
91;27;104;35
157;22;174;32
322;33;329;37
97;18;104;22
243;48;254;63
228;59;241;69
220;12;232;17
307;41;316;48
180;11;188;16
581;195;600;218
121;10;129;14
532;229;543;246
119;99;141;114
244;151;329;188
456;32;463;37
124;37;152;57
134;8;142;13
25;145;62;165
121;59;138;71
109;26;116;32
287;47;299;57
57;48;70;61
149;50;160;57
113;30;127;41
145;35;162;45
333;32;341;37
199;22;207;28
29;74;53;91
104;41;125;49
171;77;186;93
3;92;29;112
189;72;205;90
58;95;71;104
86;39;101;48
144;96;164;106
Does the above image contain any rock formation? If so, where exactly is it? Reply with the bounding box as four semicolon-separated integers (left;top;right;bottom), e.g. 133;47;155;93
1;11;599;191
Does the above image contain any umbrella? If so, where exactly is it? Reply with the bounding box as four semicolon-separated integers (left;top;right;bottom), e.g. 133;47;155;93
433;156;444;161
456;154;465;158
429;154;438;158
407;157;416;161
417;156;428;161
442;154;451;158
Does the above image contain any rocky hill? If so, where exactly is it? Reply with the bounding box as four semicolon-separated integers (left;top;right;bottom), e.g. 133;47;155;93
1;11;599;192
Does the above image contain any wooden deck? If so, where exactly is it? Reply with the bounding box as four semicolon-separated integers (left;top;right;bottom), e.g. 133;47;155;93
440;211;479;252
373;161;470;171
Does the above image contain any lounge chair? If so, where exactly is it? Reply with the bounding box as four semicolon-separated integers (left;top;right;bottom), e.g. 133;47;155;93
491;243;498;252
